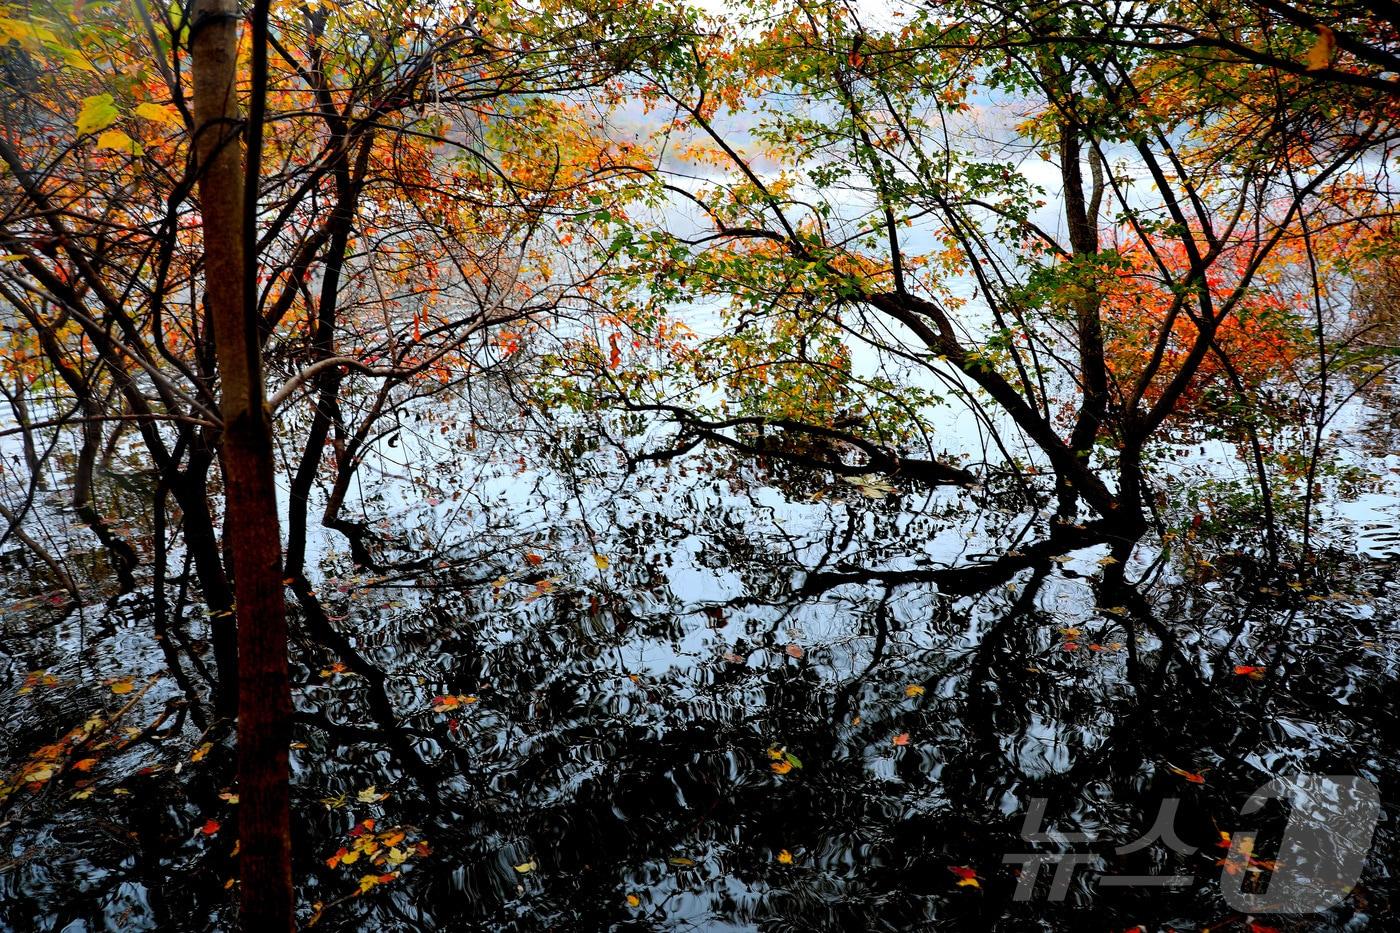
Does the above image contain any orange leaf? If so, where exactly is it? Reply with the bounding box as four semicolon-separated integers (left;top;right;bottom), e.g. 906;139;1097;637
1306;25;1335;70
1233;665;1265;680
785;643;804;659
893;732;910;746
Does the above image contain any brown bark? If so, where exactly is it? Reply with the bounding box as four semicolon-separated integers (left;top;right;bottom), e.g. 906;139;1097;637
189;0;294;927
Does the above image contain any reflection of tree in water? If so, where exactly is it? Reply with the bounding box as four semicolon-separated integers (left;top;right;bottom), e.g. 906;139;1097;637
1;463;1396;931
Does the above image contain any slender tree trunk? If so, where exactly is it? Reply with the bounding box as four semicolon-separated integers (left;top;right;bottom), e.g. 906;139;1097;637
190;0;294;927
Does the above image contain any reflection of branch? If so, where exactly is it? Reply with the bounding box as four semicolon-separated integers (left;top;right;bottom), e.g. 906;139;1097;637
800;521;1122;597
625;401;977;487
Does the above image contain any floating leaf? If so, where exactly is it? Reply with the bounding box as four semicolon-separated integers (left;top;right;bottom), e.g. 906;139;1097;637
904;684;925;697
949;866;980;888
785;643;804;659
667;857;695;867
1167;764;1207;784
514;859;537;873
893;732;911;747
626;894;641;907
593;554;610;569
1233;665;1265;680
525;552;544;566
191;743;213;763
777;849;794;864
356;785;388;803
201;819;221;835
108;679;135;695
770;759;793;775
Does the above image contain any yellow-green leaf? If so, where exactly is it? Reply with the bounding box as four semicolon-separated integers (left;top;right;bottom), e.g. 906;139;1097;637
76;93;120;136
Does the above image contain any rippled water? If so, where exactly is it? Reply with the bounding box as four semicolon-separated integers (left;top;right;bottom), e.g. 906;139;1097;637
1;452;1397;931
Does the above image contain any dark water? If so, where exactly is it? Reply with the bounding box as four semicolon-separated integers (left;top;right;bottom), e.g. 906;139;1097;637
1;461;1397;931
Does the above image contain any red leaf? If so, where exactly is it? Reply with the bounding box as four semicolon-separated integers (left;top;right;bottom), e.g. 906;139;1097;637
201;819;221;835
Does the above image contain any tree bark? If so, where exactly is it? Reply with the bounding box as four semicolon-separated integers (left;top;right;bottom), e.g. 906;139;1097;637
189;0;294;927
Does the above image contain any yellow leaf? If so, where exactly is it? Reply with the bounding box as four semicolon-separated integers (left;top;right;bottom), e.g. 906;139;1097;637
904;684;925;697
76;93;119;136
1306;25;1335;70
667;857;695;866
626;894;641;907
109;679;134;695
356;785;386;803
777;849;794;864
514;859;537;873
191;742;213;762
134;102;182;126
593;554;610;570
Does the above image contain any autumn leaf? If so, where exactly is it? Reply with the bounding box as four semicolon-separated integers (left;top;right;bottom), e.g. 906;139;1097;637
1233;664;1265;680
1306;25;1335;70
72;758;97;772
1167;764;1207;784
949;866;980;888
355;872;398;895
770;759;793;775
108;678;135;695
525;552;544;566
593;554;610;570
785;643;804;659
356;785;388;803
893;732;910;746
133;102;181;126
96;129;142;155
432;694;476;712
904;685;925;698
514;859;537;873
777;849;794;864
626;893;641;907
667;857;695;867
191;743;213;763
75;93;119;135
201;819;221;835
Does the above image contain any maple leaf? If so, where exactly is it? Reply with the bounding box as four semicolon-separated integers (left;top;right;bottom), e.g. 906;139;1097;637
904;685;925;697
777;849;794;864
626;894;641;907
201;819;221;835
893;732;911;746
785;643;804;659
1233;665;1265;680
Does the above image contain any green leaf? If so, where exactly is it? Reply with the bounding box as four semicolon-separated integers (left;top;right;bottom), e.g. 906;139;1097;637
76;93;120;136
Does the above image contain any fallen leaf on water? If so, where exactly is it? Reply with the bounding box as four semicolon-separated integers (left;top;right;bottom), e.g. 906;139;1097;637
893;732;911;747
201;819;221;835
525;552;544;566
1233;665;1265;680
356;872;398;895
904;685;925;698
109;679;134;695
432;694;477;712
514;859;537;874
785;644;804;659
73;758;97;772
1167;764;1207;784
191;743;213;763
771;760;793;775
668;857;696;867
593;554;610;570
357;785;388;803
626;894;641;907
949;866;980;888
777;849;794;864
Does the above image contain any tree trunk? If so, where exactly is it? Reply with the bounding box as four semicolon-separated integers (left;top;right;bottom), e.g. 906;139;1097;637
189;0;295;927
